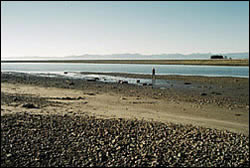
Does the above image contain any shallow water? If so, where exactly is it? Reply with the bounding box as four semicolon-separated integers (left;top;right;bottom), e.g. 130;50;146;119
1;63;249;78
1;71;213;92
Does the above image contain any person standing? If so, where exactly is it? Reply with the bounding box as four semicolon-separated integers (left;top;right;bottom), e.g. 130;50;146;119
152;67;156;88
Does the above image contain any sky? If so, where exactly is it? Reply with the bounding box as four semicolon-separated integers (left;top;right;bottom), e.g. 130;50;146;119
1;1;249;58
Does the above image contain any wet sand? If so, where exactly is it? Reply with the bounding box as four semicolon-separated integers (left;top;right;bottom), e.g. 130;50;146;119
1;72;249;167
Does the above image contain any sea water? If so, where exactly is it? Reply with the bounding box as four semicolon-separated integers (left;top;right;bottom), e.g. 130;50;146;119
1;63;249;78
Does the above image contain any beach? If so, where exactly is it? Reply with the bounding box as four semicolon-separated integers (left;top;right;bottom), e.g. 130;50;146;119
2;1;249;166
1;72;249;167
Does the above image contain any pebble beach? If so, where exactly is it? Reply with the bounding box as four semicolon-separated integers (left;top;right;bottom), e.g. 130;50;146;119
1;112;249;167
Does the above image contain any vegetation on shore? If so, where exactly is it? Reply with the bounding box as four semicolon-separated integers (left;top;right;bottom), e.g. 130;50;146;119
1;59;249;66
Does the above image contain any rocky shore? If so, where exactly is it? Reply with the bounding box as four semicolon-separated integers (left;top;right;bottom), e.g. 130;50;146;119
1;72;249;167
1;112;249;167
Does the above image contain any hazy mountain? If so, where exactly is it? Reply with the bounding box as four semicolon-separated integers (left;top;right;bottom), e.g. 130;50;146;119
2;52;249;60
62;52;249;60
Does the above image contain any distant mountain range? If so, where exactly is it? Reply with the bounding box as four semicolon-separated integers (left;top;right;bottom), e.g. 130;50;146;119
2;52;249;60
65;52;249;60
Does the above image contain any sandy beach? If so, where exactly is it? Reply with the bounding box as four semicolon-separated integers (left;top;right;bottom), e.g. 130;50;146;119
1;72;249;167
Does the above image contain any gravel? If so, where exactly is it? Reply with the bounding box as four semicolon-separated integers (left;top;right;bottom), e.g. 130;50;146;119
1;113;249;167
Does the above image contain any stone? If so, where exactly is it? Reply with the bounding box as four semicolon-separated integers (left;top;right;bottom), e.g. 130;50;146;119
87;78;97;82
86;93;96;96
62;97;74;100
200;93;207;96
121;81;128;84
77;96;84;100
6;154;12;158
22;103;37;108
184;82;191;85
120;97;127;100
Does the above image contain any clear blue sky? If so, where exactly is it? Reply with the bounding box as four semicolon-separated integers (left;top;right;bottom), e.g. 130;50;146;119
1;1;249;58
